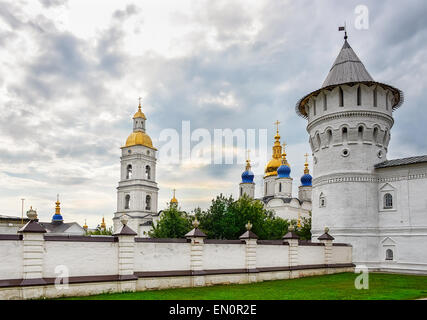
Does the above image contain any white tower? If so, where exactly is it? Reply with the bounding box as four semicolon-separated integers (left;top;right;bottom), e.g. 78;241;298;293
296;32;403;264
239;154;255;199
113;100;159;237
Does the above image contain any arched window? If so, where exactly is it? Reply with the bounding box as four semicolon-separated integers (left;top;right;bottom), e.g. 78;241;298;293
373;127;379;144
342;127;348;143
279;183;282;193
316;133;321;149
145;195;151;211
384;193;393;209
385;249;393;260
373;87;378;107
145;165;151;180
357;86;362;106
323;93;327;111
240;187;243;197
358;126;364;141
125;195;130;209
339;87;344;107
313;99;317;116
126;164;132;179
327;129;333;146
383;129;388;146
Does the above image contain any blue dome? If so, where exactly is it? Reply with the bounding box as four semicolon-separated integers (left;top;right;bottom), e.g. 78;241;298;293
52;214;63;222
241;170;254;183
300;173;312;186
277;164;291;178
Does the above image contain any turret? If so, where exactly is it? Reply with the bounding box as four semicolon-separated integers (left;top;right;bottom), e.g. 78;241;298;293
275;143;292;198
240;151;255;198
298;153;312;202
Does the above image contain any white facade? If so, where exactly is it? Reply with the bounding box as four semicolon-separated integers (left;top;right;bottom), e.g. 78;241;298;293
297;37;427;274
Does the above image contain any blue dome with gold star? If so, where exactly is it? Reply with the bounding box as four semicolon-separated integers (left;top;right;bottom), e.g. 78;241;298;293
241;169;254;183
300;173;312;186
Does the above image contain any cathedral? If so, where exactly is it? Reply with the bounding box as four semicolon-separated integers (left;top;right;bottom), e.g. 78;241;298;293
238;124;312;223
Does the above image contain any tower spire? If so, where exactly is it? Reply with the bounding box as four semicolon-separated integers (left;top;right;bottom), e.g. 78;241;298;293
304;153;310;174
245;149;251;171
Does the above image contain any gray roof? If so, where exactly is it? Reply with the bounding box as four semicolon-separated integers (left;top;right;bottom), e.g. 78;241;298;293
0;214;30;222
260;196;302;205
322;40;374;87
374;155;427;169
296;38;404;119
39;221;84;233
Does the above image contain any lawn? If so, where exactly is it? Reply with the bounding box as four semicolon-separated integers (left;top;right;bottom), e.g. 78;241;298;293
61;272;427;300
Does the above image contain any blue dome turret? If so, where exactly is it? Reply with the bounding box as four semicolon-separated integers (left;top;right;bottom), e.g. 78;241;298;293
277;164;291;178
277;143;291;178
52;195;64;223
300;154;312;186
241;159;254;183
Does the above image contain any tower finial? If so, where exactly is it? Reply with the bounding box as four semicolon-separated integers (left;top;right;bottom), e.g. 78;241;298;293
138;97;142;108
170;188;178;205
339;23;348;40
274;120;281;134
304;153;310;174
245;150;251;171
281;142;288;165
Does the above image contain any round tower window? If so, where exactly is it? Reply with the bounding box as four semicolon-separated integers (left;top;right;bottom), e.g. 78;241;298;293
377;150;383;158
341;148;350;157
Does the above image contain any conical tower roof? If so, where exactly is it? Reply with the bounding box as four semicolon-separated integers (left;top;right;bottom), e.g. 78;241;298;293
321;40;374;87
296;37;403;119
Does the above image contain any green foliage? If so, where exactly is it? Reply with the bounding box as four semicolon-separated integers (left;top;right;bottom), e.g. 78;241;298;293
149;194;312;240
149;206;192;238
87;226;113;235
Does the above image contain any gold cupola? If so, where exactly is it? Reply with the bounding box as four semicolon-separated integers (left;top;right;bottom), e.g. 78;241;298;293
100;217;106;230
123;99;157;150
170;189;178;206
265;120;283;177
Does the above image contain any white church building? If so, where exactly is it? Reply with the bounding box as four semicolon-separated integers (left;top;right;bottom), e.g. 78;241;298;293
296;33;427;274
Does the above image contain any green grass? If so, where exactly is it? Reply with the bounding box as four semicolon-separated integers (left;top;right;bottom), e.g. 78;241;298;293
61;272;427;300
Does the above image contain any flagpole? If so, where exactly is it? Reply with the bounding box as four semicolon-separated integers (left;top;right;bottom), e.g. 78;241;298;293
21;198;25;226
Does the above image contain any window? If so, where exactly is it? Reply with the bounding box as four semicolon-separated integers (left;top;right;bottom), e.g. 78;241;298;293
316;133;321;149
125;195;130;209
146;195;151;211
145;165;151;180
373;87;378;107
126;164;132;179
265;183;267;194
313;99;317;116
383;129;388;146
373;127;379;144
279;183;282;192
339;87;344;107
342;127;348;143
384;193;393;209
240;187;243;197
357;86;361;106
323;93;327;111
319;193;326;208
385;249;393;261
327;129;332;146
358;126;364;141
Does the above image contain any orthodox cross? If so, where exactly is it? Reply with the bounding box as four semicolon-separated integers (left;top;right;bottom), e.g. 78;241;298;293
274;120;280;133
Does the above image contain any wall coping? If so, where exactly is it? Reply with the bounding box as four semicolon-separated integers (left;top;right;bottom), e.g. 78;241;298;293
134;238;190;243
0;234;22;241
44;235;118;242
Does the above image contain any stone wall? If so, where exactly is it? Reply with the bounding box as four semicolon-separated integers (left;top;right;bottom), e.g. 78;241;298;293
0;228;353;300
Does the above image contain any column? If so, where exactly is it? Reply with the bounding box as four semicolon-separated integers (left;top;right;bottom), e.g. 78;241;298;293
283;225;300;279
185;219;206;287
318;227;335;274
239;221;258;283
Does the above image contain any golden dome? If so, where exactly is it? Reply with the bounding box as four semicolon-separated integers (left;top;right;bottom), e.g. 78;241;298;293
133;105;146;120
124;131;157;149
170;189;178;204
265;158;282;177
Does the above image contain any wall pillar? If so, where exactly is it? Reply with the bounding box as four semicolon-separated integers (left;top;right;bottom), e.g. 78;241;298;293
18;208;47;299
283;226;300;279
113;215;138;292
318;227;335;274
185;219;207;287
239;221;258;283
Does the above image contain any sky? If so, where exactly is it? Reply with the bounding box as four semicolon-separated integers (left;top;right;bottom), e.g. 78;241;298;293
0;0;426;228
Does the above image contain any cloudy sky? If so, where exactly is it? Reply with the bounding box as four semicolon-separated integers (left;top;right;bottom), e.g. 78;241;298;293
0;0;426;228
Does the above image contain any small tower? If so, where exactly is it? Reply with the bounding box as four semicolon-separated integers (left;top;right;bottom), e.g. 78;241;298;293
170;189;178;208
275;143;292;198
113;99;159;236
296;30;403;263
51;194;63;224
83;219;88;232
298;153;312;202
264;121;283;197
239;151;255;198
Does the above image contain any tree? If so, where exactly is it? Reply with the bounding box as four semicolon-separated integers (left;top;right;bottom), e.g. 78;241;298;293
87;226;113;235
149;206;192;238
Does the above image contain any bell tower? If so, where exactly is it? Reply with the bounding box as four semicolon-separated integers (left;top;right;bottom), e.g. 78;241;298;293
296;31;403;264
113;99;159;236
